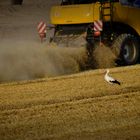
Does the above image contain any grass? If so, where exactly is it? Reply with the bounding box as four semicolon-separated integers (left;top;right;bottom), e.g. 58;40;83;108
0;65;140;140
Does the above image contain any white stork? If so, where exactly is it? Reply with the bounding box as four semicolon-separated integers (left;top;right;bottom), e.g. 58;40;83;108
104;69;121;85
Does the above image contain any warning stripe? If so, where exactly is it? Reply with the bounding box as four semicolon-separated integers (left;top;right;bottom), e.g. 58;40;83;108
94;20;103;31
37;21;44;30
37;21;46;34
38;23;46;34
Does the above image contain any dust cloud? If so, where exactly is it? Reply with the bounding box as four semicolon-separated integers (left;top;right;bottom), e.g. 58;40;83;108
0;41;87;83
93;43;117;68
0;40;117;83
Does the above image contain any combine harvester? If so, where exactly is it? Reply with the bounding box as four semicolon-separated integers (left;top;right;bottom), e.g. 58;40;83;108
50;0;140;66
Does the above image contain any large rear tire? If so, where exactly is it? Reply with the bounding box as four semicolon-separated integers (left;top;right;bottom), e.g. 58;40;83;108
112;34;139;65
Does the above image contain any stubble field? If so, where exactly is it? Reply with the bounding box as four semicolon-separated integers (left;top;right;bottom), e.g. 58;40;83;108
0;65;140;140
0;1;140;139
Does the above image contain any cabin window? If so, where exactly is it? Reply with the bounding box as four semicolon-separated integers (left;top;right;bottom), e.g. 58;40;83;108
120;0;140;8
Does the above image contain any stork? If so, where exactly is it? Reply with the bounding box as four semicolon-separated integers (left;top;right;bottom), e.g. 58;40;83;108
104;69;121;85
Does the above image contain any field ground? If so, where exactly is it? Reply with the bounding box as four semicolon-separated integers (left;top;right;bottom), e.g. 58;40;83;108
0;65;140;140
0;1;139;139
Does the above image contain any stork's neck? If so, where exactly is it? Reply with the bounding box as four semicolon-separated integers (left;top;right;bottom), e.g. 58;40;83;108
106;70;109;75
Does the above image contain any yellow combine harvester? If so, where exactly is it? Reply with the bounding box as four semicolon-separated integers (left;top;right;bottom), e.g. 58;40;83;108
50;0;140;65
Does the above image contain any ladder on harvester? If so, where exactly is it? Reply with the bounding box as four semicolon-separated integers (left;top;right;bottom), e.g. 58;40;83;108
98;0;114;45
100;0;114;24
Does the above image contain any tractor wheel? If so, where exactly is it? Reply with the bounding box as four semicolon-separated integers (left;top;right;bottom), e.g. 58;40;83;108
112;34;139;65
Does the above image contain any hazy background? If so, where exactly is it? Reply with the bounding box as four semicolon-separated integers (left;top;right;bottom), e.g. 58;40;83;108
0;0;116;82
